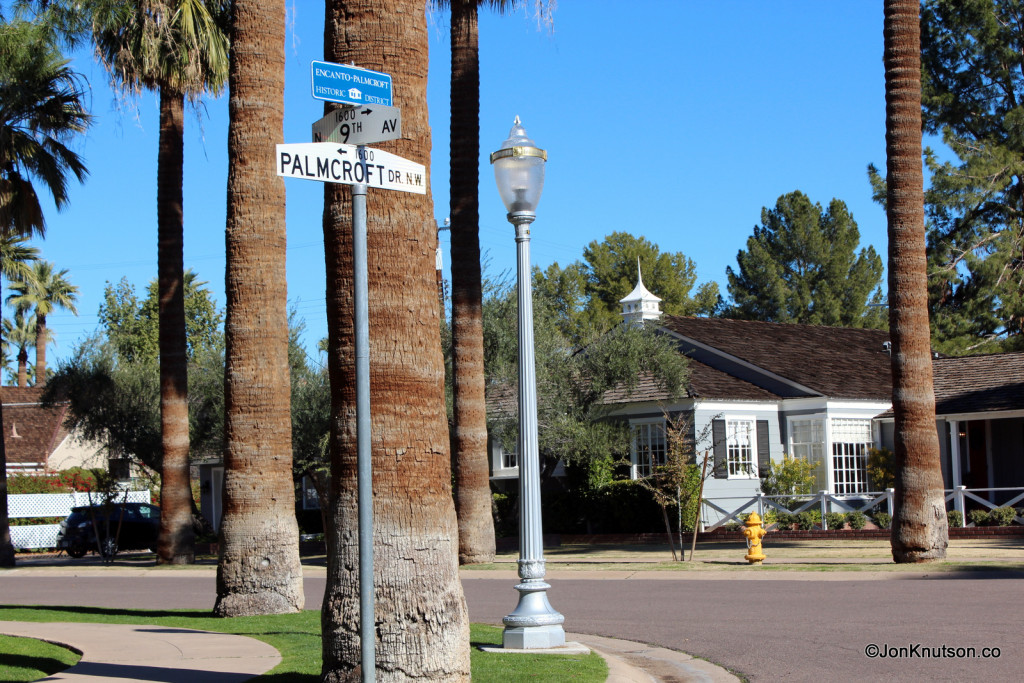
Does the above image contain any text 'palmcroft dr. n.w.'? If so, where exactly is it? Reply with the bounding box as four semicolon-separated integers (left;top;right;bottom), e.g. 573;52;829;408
275;142;426;194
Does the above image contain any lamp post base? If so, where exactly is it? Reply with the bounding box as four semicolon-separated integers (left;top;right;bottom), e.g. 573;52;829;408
502;579;566;649
502;624;567;650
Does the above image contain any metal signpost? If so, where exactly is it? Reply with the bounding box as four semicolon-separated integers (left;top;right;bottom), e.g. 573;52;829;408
312;105;402;145
278;63;415;683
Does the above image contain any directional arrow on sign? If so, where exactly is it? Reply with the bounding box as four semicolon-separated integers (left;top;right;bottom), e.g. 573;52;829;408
312;105;401;145
276;142;426;194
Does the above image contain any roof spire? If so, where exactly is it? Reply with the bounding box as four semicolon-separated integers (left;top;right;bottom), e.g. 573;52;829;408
620;259;662;326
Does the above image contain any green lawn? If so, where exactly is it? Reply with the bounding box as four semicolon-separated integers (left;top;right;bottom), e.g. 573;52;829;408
0;634;81;682
0;606;606;682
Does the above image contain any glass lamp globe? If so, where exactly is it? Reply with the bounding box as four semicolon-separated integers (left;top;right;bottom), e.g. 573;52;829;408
490;116;547;215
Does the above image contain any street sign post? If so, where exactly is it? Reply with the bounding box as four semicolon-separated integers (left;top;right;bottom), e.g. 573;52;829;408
276;141;426;194
297;65;402;683
312;105;401;145
311;60;392;106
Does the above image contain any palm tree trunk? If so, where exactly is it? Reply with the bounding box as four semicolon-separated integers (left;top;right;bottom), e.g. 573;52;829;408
17;349;28;388
321;1;470;679
33;314;46;385
450;0;496;566
884;0;949;563
214;0;303;615
156;85;194;565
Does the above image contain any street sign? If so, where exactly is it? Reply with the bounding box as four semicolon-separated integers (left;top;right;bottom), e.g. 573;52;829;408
311;61;392;106
312;105;401;145
276;142;426;194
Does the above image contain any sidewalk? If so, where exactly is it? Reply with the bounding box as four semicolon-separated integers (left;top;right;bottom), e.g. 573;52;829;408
0;617;737;683
0;621;281;682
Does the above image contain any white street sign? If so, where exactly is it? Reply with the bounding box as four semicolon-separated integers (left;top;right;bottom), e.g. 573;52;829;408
276;142;426;194
312;105;401;145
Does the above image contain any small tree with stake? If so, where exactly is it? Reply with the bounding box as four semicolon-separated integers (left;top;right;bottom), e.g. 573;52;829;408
632;412;715;561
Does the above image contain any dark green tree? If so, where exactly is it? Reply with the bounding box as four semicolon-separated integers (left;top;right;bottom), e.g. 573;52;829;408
726;191;885;327
558;232;720;335
911;0;1024;352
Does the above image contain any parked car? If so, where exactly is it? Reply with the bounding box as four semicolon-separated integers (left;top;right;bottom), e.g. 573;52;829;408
56;502;161;558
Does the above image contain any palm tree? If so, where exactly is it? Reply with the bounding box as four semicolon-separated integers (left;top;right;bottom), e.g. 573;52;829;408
213;0;302;616
7;260;78;384
3;307;36;388
0;18;86;568
445;0;497;566
884;0;948;562
441;0;553;567
90;0;230;565
320;1;470;678
0;18;89;238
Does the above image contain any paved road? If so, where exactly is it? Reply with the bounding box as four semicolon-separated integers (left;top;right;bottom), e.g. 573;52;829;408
1;567;1017;682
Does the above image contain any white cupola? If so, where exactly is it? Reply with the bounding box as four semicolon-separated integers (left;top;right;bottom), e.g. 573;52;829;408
619;258;662;325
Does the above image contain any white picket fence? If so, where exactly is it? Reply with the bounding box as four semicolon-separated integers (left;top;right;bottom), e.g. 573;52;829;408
703;486;1024;531
8;490;151;550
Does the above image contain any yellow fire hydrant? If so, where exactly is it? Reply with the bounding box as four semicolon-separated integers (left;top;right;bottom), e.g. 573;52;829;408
742;512;767;565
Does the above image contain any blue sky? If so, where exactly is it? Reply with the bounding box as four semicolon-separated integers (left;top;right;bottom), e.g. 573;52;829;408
19;2;907;369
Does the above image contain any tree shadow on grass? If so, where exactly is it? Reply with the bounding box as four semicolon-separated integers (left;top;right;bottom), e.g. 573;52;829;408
0;604;211;620
0;653;75;677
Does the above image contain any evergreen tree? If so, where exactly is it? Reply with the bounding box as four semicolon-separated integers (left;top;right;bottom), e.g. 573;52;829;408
914;0;1024;352
726;190;885;328
577;232;720;334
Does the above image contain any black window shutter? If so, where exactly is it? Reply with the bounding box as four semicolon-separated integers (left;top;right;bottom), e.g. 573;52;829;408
712;419;727;478
757;420;771;478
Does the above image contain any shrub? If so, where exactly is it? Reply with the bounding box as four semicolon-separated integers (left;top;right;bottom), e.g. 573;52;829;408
846;510;867;530
761;454;816;498
7;468;96;494
873;512;892;529
866;447;895;490
797;510;820;530
825;512;846;530
988;506;1017;526
967;509;990;526
946;510;963;528
772;512;796;529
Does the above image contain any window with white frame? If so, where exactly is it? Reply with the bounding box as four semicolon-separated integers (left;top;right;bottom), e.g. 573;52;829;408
831;418;872;494
789;418;827;491
631;421;666;478
501;442;518;470
726;419;757;478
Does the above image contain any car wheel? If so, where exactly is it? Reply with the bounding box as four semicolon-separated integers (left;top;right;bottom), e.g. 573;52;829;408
101;537;118;558
67;542;87;559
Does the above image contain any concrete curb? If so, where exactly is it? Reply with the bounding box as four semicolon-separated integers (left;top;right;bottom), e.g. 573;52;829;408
570;633;740;683
0;621;281;682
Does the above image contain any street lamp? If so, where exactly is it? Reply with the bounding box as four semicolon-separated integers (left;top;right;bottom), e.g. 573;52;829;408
490;117;565;650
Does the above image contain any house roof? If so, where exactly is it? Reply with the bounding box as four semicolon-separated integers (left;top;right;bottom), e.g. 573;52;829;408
931;352;1024;415
1;386;70;469
602;357;782;404
659;316;893;400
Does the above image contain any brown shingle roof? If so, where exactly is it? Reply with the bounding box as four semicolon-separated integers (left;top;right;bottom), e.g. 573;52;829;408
1;386;70;469
602;357;781;404
660;316;893;399
932;352;1024;414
